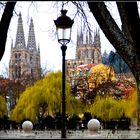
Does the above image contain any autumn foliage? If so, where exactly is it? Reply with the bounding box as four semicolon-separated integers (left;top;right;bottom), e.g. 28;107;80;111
0;96;7;118
10;63;137;123
89;63;115;90
10;71;85;123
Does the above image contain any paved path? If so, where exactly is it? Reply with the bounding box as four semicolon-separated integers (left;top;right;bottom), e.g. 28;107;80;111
0;130;140;139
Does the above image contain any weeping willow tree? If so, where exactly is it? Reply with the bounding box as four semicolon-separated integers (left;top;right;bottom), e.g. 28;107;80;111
125;84;138;119
88;95;127;121
0;96;7;118
10;71;85;123
88;84;137;121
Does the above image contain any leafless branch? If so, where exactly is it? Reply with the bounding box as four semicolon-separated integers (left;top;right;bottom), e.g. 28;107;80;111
71;1;93;33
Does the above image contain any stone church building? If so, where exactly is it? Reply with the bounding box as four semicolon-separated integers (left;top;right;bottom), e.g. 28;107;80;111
9;13;41;81
8;12;102;82
66;28;102;71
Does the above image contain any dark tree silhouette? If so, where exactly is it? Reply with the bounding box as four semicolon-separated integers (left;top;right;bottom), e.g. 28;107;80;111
87;1;140;128
0;2;16;61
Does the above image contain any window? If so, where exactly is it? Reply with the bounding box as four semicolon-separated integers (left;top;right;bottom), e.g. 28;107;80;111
85;49;88;58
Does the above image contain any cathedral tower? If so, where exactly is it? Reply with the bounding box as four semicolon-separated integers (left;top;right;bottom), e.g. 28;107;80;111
9;13;41;81
66;27;102;72
76;28;102;64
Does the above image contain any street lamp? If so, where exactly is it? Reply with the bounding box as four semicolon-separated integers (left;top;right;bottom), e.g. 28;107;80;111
54;9;74;138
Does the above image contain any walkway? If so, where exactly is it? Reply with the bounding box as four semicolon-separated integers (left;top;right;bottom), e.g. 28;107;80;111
0;129;139;139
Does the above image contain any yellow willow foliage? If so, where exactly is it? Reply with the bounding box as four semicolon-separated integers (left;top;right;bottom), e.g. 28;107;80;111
109;99;127;119
89;95;126;121
11;106;26;123
42;71;62;115
10;84;44;122
10;71;84;123
125;85;138;119
89;63;115;89
65;82;85;115
24;105;36;122
0;96;7;118
89;96;105;120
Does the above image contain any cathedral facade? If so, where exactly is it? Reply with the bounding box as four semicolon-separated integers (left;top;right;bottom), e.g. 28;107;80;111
9;13;41;81
66;28;102;71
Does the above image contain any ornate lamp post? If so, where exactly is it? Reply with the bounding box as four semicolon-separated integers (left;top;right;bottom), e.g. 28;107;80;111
54;9;74;138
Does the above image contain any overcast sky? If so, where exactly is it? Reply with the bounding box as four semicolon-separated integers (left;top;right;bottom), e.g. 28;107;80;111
0;1;118;76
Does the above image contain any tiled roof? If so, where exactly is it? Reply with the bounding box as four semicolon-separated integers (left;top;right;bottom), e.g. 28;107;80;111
77;63;99;69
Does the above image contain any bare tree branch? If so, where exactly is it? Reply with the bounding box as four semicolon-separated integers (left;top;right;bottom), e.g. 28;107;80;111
71;1;93;33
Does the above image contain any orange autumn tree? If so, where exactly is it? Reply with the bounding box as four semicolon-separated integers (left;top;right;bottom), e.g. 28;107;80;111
69;63;116;102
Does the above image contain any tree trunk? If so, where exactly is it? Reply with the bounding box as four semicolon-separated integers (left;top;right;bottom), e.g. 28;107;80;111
0;2;16;61
87;2;140;129
135;76;140;129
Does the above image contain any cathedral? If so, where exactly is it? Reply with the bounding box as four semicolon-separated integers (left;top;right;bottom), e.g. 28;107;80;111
66;28;102;71
8;12;101;82
9;13;41;81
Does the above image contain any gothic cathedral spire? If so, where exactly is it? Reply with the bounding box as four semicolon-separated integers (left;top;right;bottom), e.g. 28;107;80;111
9;13;41;81
14;12;26;48
94;28;101;48
27;18;37;51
